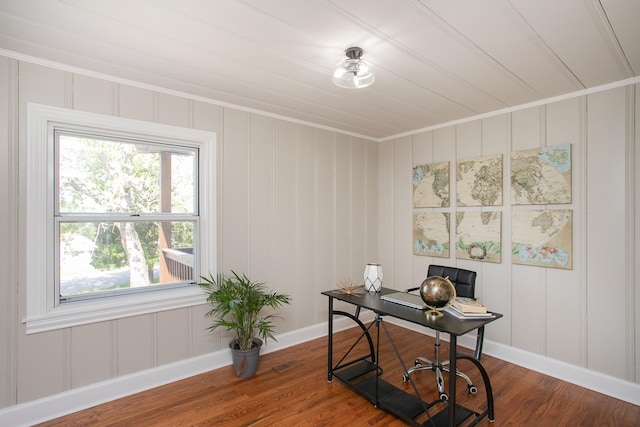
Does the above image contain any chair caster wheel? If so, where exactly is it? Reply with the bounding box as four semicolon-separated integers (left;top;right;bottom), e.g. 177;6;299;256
439;393;448;402
469;385;478;394
402;374;410;382
414;360;421;367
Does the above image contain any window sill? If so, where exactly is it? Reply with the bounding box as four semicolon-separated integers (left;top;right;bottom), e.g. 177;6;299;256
24;285;206;334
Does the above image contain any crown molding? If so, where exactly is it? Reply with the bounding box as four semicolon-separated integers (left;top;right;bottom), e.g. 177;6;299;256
380;76;640;142
0;48;377;142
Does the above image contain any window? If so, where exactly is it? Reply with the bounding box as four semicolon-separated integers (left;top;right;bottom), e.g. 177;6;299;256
26;104;216;333
56;132;197;301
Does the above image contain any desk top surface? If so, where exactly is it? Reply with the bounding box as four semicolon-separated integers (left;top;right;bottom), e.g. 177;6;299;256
322;287;502;336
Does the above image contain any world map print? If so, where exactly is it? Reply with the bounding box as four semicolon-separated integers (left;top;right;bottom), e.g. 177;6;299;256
511;209;573;269
457;154;503;207
455;211;502;263
413;212;450;258
413;161;450;208
511;144;571;205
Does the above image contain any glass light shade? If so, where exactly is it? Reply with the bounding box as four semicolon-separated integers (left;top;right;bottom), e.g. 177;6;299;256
332;59;375;89
363;263;383;292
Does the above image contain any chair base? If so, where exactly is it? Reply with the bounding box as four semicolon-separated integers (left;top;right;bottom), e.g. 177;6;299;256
403;356;478;401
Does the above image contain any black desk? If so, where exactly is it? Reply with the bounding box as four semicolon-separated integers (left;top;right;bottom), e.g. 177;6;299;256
322;287;502;427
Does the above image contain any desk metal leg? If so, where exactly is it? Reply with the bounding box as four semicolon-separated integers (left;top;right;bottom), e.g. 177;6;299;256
447;335;496;425
327;297;333;382
448;334;457;426
475;326;485;360
456;354;495;422
374;313;381;407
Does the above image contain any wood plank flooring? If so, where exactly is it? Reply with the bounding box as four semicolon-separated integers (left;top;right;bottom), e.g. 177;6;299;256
36;323;640;426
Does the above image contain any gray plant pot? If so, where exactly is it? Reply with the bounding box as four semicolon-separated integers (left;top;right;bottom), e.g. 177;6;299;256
229;338;263;378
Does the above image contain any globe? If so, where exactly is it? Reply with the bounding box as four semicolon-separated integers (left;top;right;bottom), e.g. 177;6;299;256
419;276;456;317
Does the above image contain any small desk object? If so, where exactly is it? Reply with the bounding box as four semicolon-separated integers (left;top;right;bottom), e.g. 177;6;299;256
322;287;502;427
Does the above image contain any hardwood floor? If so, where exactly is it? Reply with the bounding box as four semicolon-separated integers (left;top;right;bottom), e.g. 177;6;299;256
37;323;639;426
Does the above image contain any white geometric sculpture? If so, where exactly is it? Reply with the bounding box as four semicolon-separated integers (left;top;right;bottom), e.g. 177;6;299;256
363;263;383;292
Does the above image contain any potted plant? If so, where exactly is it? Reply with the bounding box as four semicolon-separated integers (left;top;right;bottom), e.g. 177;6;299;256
198;271;291;378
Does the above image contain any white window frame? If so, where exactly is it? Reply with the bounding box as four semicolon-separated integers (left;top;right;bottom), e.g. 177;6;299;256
25;103;217;334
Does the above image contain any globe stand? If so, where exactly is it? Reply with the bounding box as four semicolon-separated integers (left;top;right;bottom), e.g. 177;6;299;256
425;308;445;318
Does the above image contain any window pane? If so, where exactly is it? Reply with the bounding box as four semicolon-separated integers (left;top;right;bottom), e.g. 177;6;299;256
57;133;196;214
59;220;195;298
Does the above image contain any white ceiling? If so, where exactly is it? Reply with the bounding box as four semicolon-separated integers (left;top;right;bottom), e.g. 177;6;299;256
1;0;638;139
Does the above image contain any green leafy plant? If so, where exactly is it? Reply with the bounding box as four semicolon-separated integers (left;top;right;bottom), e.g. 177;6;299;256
198;271;291;351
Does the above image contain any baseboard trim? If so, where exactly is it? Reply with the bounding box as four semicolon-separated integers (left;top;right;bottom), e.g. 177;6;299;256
1;312;638;426
385;317;640;406
0;314;369;427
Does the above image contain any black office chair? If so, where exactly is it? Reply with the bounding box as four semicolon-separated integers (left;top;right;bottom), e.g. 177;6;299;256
403;265;484;401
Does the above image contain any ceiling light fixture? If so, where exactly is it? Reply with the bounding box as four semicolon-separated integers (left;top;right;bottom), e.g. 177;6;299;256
332;47;375;89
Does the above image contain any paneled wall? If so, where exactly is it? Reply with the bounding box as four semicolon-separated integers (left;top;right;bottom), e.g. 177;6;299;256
0;54;637;413
0;57;378;408
378;85;639;383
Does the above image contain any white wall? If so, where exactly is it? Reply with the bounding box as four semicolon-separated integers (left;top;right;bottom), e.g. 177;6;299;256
0;54;638;417
378;84;639;383
0;57;378;408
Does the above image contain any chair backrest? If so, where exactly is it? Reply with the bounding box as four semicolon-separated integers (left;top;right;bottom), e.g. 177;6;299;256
427;265;476;299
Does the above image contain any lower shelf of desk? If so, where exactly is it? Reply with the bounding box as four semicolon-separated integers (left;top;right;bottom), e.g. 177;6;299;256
333;361;476;427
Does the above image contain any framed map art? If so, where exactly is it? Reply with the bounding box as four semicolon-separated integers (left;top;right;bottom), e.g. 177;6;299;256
455;211;502;263
456;154;503;207
511;209;573;269
413;212;450;258
413;161;450;208
511;144;571;205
